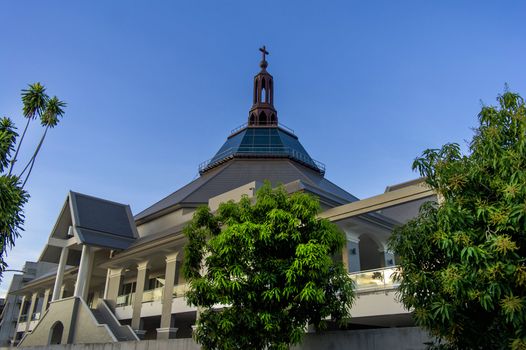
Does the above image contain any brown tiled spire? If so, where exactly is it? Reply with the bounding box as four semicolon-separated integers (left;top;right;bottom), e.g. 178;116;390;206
248;46;278;126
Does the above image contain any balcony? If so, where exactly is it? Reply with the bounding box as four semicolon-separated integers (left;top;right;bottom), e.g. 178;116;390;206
115;283;188;307
142;287;163;303
349;266;399;293
116;293;135;307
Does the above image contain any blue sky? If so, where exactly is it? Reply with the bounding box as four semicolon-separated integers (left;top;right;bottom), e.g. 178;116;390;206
1;1;525;295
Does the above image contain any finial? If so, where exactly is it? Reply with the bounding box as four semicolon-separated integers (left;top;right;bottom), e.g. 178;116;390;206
259;46;269;69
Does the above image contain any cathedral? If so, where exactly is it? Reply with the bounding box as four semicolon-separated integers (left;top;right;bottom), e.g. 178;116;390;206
1;48;435;347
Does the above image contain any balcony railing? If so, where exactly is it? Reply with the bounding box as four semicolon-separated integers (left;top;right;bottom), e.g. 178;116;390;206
116;293;135;307
198;146;326;175
349;266;399;293
173;283;188;297
116;284;188;307
142;287;163;303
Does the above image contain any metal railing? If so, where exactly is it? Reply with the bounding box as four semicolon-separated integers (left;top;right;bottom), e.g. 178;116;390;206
349;266;400;293
199;146;326;175
230;122;295;135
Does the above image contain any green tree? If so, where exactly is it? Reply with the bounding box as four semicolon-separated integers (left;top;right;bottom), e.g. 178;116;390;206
0;83;66;273
183;183;354;350
389;90;526;350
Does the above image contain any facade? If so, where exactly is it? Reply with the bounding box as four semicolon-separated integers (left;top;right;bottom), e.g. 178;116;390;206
0;262;57;346
3;49;436;347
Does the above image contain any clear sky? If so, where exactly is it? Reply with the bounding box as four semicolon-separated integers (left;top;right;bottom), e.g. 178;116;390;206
0;1;525;296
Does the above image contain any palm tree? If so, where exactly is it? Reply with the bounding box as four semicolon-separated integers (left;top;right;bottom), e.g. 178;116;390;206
21;96;66;187
8;83;49;175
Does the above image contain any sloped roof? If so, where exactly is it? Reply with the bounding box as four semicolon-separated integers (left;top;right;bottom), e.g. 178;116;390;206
39;192;138;263
135;159;358;224
71;192;137;248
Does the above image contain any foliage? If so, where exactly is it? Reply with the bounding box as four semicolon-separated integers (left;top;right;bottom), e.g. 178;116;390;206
0;83;66;273
389;90;526;349
183;183;354;350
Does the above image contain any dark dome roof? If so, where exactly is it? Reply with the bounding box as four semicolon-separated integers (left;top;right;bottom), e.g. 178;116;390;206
199;125;325;175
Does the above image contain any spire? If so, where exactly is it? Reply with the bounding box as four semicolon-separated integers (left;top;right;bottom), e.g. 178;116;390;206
248;46;277;126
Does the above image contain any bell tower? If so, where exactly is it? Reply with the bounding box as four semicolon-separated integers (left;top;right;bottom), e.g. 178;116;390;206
248;46;278;126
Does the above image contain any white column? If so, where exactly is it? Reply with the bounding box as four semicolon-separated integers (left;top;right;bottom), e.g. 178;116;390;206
81;246;95;299
52;247;69;302
24;293;38;332
41;288;52;313
131;261;149;334
157;252;179;339
74;245;92;299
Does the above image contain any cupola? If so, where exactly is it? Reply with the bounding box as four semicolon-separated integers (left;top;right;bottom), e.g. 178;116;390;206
248;46;277;126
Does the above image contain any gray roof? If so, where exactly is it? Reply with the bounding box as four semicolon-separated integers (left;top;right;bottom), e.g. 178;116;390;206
39;192;139;264
70;192;138;250
135;159;358;223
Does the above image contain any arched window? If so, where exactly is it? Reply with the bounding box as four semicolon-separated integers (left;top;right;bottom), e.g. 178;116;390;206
260;79;266;103
261;87;266;103
249;113;257;125
49;321;64;345
258;111;267;125
358;235;384;270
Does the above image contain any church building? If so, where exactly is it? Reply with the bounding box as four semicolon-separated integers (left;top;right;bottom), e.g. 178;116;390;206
5;48;435;347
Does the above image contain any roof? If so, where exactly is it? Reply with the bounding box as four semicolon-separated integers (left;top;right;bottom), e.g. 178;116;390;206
199;126;325;175
71;192;138;249
135;159;358;224
39;192;139;263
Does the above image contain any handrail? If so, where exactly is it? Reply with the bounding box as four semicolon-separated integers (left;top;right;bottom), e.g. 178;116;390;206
199;146;326;175
349;266;400;293
230;122;295;135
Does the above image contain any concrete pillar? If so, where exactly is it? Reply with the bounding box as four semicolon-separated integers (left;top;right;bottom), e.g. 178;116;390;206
131;261;149;334
345;230;361;273
157;252;179;339
74;245;92;299
104;268;123;308
52;247;69;302
24;293;38;332
41;288;52;313
16;295;27;331
381;247;395;267
82;246;95;300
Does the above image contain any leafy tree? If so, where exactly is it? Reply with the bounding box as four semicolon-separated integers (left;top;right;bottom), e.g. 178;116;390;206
389;90;526;350
183;183;354;350
0;83;66;273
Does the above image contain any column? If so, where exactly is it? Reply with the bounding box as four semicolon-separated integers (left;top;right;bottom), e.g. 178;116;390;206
52;247;69;301
81;246;95;299
74;245;92;299
104;268;123;308
15;295;27;332
41;288;52;313
380;245;395;267
345;231;361;273
24;293;38;332
157;252;179;340
131;260;149;337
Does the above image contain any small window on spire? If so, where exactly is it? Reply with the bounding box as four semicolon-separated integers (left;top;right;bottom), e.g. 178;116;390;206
261;87;266;103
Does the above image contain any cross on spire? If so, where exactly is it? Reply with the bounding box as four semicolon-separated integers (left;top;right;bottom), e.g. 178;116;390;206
259;45;269;61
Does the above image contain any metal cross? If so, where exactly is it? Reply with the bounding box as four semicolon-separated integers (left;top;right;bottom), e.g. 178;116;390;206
259;46;269;61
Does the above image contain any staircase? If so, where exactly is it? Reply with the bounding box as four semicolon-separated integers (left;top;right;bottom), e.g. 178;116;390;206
91;300;139;341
